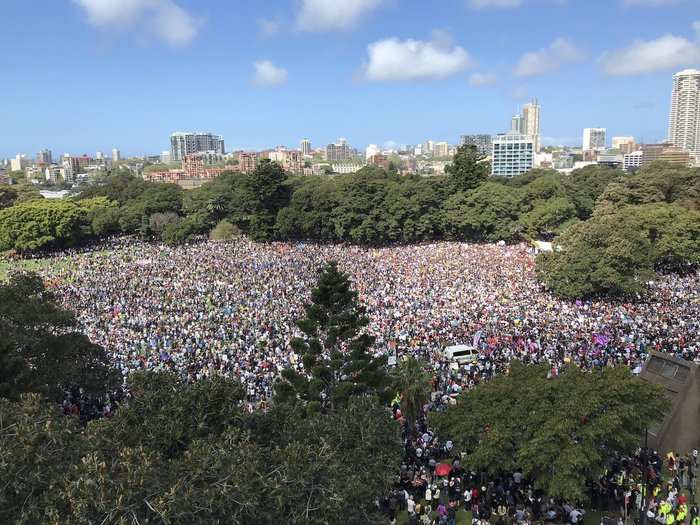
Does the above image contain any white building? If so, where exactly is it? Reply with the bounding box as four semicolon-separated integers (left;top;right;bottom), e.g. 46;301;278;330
365;144;380;159
521;98;541;153
583;128;606;151
668;69;700;164
10;154;27;172
300;138;311;156
623;150;643;171
112;148;121;163
491;132;534;177
331;162;365;174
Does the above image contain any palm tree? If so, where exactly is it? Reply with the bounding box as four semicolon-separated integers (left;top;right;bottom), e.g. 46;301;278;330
391;357;432;438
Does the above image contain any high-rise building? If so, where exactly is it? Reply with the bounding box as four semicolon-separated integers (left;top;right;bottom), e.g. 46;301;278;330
583;128;606;151
491;132;534;178
238;152;258;174
521;98;541;153
668;69;700;164
170;132;225;162
433;142;450;158
326;139;351;162
365;144;380;159
112;148;121;162
36;149;52;165
10;154;27;172
460;135;492;156
300;138;311;156
511;114;523;134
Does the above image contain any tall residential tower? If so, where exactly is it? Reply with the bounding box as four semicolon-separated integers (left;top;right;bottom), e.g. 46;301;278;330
521;98;541;153
668;69;700;164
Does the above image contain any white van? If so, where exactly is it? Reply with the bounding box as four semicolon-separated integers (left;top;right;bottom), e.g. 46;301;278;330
444;344;479;366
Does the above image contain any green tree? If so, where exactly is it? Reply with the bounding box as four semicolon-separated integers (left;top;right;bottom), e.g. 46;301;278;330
431;362;666;503
275;262;392;412
442;182;524;241
445;144;490;192
0;272;118;401
245;159;290;241
0;185;19;209
0;199;88;252
537;203;700;299
391;357;432;438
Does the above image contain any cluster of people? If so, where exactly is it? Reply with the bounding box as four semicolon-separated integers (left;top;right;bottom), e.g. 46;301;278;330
382;408;698;525
38;237;699;410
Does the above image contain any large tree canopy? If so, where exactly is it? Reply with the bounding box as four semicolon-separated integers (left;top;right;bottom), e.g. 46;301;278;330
431;362;666;503
0;272;118;401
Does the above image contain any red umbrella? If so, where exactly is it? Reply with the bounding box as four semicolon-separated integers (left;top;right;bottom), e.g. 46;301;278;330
435;463;452;477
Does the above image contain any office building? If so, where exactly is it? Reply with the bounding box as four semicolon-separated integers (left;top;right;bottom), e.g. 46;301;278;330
423;140;434;154
36;149;52;165
623;150;643;172
433;142;450;158
460;134;492;156
597;151;623;169
583;128;606;151
491;132;534;178
641;143;692;167
326;139;351;162
112;148;121;163
170;132;225;162
521;98;541;152
300;139;311;156
668;69;700;164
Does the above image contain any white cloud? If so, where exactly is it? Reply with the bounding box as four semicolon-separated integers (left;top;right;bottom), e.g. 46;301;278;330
469;72;497;87
364;31;472;82
73;0;199;46
296;0;384;32
622;0;684;5
253;60;288;87
599;34;700;75
468;0;522;8
257;18;280;38
514;38;584;76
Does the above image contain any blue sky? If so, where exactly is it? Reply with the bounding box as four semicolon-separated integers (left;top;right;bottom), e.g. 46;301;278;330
1;0;699;158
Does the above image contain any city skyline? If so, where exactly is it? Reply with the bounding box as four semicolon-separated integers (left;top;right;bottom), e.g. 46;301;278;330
1;0;699;158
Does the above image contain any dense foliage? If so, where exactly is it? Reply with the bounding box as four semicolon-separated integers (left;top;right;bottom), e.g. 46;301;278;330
1;157;697;298
0;376;402;525
275;262;393;412
430;362;666;503
537;165;700;298
0;273;117;401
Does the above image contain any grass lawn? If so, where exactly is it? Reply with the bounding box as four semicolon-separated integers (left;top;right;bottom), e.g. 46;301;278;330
0;257;68;281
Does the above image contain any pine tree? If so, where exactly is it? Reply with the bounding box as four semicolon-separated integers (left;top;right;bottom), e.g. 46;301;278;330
275;261;391;412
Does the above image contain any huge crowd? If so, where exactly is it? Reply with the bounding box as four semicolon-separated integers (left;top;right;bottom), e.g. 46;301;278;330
39;237;700;411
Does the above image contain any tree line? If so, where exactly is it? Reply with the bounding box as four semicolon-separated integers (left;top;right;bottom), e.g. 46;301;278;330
0;146;698;298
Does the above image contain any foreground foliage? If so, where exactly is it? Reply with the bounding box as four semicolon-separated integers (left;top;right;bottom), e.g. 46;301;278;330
0;375;402;525
0;272;117;401
431;362;666;503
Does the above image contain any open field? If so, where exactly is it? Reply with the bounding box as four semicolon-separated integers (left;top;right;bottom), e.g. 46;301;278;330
0;257;69;281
